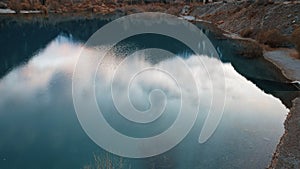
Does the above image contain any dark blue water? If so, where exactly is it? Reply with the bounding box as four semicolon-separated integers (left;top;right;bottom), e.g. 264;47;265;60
0;34;288;169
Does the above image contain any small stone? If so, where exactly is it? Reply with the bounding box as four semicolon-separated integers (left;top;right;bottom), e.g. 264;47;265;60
217;20;224;24
181;5;190;15
288;14;292;18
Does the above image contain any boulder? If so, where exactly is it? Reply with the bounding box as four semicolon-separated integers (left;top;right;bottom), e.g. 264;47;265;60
181;5;190;15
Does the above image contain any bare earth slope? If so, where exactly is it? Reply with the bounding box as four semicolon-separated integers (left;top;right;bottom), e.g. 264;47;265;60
192;1;300;37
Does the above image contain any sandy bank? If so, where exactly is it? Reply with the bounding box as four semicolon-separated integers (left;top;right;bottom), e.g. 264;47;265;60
264;49;300;81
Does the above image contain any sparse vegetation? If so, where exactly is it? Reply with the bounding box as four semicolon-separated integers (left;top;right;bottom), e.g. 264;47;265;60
4;0;186;14
240;28;254;38
257;29;290;48
8;0;21;13
236;39;263;58
7;0;50;13
291;27;300;54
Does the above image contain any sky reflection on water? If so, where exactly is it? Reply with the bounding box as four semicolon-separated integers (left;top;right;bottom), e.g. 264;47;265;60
0;35;288;169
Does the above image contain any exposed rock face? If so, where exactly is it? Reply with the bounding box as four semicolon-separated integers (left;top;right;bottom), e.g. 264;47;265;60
269;97;300;169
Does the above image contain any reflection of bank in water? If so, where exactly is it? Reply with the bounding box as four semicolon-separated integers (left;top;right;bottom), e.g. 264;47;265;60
247;77;300;92
246;77;300;108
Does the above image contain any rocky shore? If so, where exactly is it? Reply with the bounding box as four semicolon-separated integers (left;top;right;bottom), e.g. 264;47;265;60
264;49;300;169
191;2;300;169
269;97;300;168
188;2;300;168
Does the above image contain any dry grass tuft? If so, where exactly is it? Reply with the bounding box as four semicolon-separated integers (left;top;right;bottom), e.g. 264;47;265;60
8;0;21;13
238;39;263;58
291;27;300;54
8;0;49;13
257;29;290;48
240;28;254;38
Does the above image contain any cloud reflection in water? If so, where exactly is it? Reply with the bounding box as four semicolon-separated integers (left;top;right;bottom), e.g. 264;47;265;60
0;35;288;169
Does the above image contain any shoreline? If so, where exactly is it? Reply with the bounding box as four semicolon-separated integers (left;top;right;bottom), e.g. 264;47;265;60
269;97;300;168
263;49;300;168
264;49;300;81
195;10;300;168
194;13;300;168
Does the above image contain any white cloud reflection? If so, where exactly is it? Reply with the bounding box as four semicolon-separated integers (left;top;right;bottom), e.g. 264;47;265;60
0;35;288;159
0;35;288;129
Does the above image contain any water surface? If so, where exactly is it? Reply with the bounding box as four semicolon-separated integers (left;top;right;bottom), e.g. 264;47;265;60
0;34;288;169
